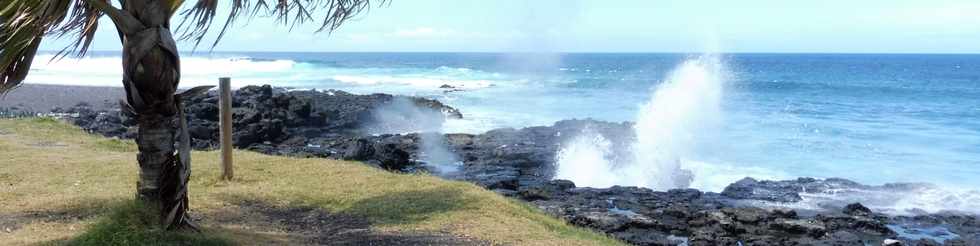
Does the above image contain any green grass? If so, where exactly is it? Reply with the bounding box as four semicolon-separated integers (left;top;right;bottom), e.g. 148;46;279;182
0;118;623;245
92;138;136;152
69;202;232;246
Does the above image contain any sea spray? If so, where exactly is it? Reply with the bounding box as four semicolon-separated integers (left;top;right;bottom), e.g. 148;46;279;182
364;97;461;174
418;132;462;174
631;56;725;189
554;128;619;188
364;97;446;134
555;55;726;190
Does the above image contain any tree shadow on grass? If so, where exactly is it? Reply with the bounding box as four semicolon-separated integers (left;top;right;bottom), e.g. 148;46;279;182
0;198;119;233
38;200;235;246
16;187;485;245
343;187;481;226
214;187;488;245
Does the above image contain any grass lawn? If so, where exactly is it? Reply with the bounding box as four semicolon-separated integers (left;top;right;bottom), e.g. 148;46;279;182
0;118;623;245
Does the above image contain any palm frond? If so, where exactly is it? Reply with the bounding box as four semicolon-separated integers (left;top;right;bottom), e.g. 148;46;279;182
54;0;104;58
177;0;388;49
0;0;105;94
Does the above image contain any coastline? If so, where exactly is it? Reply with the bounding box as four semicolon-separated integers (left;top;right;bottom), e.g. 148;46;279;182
3;83;977;245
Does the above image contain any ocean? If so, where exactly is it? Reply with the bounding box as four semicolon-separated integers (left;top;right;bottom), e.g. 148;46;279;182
24;52;980;211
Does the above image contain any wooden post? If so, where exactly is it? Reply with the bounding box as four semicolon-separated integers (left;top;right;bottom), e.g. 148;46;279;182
219;77;234;180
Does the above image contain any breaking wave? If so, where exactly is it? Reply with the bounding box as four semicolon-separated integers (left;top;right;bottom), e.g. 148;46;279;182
23;54;501;91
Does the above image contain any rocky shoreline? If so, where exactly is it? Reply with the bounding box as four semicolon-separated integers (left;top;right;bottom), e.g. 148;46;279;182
4;85;976;245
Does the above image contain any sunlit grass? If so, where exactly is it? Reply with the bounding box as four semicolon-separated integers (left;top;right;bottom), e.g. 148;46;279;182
0;118;623;245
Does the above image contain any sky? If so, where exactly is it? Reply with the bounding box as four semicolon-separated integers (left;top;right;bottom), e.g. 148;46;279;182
39;0;980;53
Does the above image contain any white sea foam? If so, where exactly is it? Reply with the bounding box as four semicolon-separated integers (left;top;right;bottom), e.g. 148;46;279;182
884;186;980;214
738;183;980;216
682;160;788;192
23;54;500;91
330;75;494;90
25;54;298;88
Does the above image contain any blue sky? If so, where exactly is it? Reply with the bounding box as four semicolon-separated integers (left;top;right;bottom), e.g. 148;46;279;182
40;0;980;53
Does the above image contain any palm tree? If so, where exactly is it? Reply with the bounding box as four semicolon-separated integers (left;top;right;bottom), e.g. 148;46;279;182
0;0;384;230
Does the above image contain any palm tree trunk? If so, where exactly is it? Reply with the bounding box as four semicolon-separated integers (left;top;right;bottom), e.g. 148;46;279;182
135;116;176;201
114;0;192;230
134;112;190;228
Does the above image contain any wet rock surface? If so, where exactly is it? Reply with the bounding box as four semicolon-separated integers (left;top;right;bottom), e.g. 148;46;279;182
44;85;980;246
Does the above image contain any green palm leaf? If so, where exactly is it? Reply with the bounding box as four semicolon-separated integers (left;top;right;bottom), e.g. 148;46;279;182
0;0;385;94
177;0;387;49
0;0;101;94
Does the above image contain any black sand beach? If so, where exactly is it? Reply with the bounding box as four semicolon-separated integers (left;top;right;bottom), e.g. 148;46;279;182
0;84;124;112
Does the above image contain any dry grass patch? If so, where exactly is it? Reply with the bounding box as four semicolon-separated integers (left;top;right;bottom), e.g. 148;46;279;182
0;118;622;245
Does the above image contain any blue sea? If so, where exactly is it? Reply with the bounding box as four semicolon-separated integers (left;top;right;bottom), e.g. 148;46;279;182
25;52;980;212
